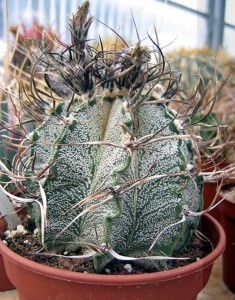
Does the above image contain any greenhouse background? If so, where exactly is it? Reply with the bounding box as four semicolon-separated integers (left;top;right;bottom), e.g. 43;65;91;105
0;0;235;55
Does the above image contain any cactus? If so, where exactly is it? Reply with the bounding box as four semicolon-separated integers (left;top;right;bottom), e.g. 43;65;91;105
168;48;235;165
1;1;223;273
10;20;56;70
168;48;226;90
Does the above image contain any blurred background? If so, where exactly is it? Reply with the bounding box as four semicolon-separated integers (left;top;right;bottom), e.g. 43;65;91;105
0;0;234;55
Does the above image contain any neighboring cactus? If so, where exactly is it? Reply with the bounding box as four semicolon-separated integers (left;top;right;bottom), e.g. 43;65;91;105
10;20;57;71
168;48;226;90
168;48;235;165
8;20;58;131
0;1;227;273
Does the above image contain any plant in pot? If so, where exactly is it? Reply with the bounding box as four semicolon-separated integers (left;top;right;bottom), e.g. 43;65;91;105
167;47;235;221
0;1;230;299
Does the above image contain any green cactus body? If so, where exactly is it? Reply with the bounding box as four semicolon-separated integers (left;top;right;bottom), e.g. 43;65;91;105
24;93;203;272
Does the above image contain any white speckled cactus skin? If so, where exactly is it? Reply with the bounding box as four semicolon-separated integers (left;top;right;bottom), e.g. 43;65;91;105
24;95;203;271
11;1;204;272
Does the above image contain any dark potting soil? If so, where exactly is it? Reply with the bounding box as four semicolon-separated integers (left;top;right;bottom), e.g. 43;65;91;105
3;216;212;275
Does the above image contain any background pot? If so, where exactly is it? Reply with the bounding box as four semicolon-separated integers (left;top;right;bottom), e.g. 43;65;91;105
218;188;235;293
203;182;221;220
202;161;227;221
0;214;225;300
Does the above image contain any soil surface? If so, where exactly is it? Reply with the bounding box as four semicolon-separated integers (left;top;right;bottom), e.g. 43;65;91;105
2;216;212;275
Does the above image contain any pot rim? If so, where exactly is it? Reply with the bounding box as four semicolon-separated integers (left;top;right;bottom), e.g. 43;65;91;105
0;213;225;285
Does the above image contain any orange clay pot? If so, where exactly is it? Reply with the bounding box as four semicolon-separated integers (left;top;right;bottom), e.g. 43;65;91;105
0;214;225;300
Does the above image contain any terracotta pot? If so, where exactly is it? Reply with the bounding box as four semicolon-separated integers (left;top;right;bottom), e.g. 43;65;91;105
218;190;235;293
202;161;227;221
203;182;221;220
0;218;15;291
0;214;225;300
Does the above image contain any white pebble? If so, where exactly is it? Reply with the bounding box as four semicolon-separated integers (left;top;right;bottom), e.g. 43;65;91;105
10;230;17;237
4;230;11;238
16;225;28;235
2;240;8;246
17;225;25;232
34;228;39;236
105;268;111;274
124;263;132;273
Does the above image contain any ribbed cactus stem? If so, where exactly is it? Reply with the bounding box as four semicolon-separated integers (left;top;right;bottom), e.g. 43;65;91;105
22;93;203;272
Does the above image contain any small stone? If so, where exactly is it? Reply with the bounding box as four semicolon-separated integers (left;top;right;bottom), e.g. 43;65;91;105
17;224;24;231
105;268;111;274
33;228;39;236
63;251;69;255
2;240;8;246
16;224;28;235
124;263;132;273
10;230;17;237
4;230;11;238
